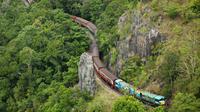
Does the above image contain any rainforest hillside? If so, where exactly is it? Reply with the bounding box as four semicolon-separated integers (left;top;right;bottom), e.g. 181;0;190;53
0;0;200;112
0;0;91;111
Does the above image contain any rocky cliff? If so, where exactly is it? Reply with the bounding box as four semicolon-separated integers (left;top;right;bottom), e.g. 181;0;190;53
78;52;96;96
112;8;166;76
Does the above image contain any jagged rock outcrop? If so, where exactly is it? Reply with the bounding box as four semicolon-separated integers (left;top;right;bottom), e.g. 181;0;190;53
113;8;165;76
78;52;96;96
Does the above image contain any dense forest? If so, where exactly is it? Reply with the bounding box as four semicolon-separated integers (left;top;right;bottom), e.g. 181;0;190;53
0;0;91;111
0;0;200;112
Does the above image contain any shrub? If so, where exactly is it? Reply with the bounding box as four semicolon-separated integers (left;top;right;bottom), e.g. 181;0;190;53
151;0;159;11
120;55;144;86
112;96;145;112
164;3;180;19
150;106;165;112
179;0;199;21
190;0;200;14
87;101;104;112
169;93;200;112
110;48;118;65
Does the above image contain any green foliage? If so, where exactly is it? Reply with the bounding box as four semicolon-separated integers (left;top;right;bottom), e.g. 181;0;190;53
0;0;90;111
81;0;110;22
154;28;200;98
49;0;82;16
163;2;180;19
169;93;200;112
87;101;104;112
154;0;199;20
110;48;118;65
151;106;165;112
120;56;145;86
190;0;200;14
38;82;92;112
112;96;145;112
151;0;159;11
157;51;179;97
171;25;182;35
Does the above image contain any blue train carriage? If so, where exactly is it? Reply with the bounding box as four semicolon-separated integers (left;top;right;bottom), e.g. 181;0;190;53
135;90;166;106
114;79;135;95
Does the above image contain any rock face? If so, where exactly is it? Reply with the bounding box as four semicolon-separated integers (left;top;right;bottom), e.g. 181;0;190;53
113;8;165;76
78;52;96;96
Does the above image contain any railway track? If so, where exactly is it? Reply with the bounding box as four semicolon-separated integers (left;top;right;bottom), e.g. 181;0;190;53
86;31;121;96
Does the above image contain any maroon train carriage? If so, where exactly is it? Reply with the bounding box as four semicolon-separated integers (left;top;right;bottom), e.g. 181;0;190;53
99;68;117;88
86;22;97;34
76;17;97;34
92;56;117;88
71;16;87;26
71;16;97;34
93;56;104;71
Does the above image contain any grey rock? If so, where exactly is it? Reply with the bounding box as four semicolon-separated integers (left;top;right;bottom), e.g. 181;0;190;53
78;52;96;96
113;9;165;76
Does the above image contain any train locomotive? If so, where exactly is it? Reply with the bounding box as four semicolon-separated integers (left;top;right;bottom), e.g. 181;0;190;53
71;16;166;106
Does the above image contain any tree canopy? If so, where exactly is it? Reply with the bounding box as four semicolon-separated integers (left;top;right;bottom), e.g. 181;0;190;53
112;96;145;112
0;0;90;111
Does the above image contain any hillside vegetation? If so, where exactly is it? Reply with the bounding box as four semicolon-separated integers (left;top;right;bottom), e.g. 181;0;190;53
0;0;200;112
0;0;91;111
79;0;200;111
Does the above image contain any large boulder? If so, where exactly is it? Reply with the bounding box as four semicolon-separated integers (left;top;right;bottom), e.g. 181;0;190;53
78;52;96;96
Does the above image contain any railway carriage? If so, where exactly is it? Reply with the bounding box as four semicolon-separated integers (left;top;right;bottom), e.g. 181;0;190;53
115;79;135;95
93;56;104;70
135;90;166;105
99;68;117;88
93;56;117;88
71;16;97;34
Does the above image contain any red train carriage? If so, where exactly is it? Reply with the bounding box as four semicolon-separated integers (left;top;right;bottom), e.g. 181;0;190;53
99;68;117;88
93;56;104;70
92;56;117;88
71;16;97;34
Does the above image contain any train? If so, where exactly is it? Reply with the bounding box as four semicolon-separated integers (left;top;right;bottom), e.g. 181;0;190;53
71;16;166;106
71;16;97;35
